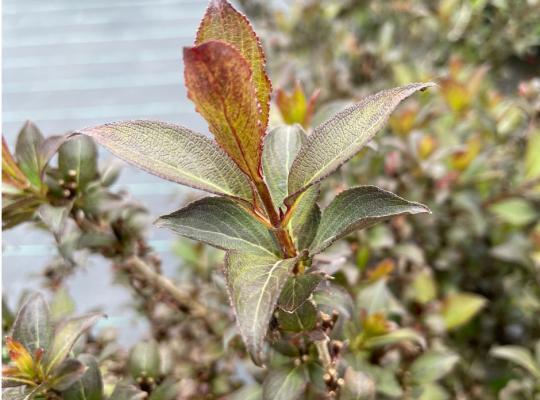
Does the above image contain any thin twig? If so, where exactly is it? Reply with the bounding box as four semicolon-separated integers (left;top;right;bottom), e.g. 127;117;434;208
127;256;209;320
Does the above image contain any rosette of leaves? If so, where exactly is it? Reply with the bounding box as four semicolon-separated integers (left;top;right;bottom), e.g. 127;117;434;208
2;123;69;229
74;0;433;374
2;293;103;399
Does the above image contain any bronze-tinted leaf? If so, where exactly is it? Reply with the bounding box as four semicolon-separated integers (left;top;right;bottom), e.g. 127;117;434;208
196;0;272;128
184;40;264;181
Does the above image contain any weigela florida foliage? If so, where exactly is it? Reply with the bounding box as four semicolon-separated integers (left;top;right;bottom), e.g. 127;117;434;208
72;0;434;367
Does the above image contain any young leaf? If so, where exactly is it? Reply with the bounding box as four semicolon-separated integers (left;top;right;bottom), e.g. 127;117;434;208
58;136;98;191
196;0;272;128
156;197;280;256
310;186;430;254
76;121;253;203
49;358;87;391
225;251;297;365
61;354;104;400
262;125;307;207
44;312;104;374
410;351;459;384
275;82;320;128
262;366;307;400
490;346;540;378
15;121;45;188
278;273;323;312
288;186;321;250
184;40;264;181
11;293;53;353
286;82;435;202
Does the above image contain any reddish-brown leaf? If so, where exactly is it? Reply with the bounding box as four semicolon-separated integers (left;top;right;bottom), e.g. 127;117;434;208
184;40;264;181
196;0;272;129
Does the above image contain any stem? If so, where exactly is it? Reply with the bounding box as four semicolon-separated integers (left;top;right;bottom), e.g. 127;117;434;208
128;256;209;320
315;337;333;370
255;181;297;258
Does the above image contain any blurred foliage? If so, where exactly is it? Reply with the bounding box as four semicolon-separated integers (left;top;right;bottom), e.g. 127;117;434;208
3;0;540;399
245;0;540;398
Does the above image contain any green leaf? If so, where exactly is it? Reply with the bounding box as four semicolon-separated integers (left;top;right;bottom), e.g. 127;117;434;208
184;40;264;181
490;346;540;378
49;358;87;391
44;312;103;374
15;121;45;188
225;251;297;365
76;121;252;203
525;128;540;179
414;383;449;400
59;136;98;191
109;383;147;400
278;273;323;312
195;0;272;129
410;351;459;384
288;186;321;251
230;384;263;400
128;341;161;380
277;301;317;332
148;378;178;400
11;292;53;353
489;198;537;227
310;186;430;254
262;366;307;400
441;292;486;331
156;197;280;256
262;125;307;207
286;82;435;202
61;354;104;400
363;328;426;349
409;270;437;305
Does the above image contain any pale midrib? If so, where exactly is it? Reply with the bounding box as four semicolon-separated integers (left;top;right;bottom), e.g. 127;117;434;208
250;261;282;339
274;368;300;398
